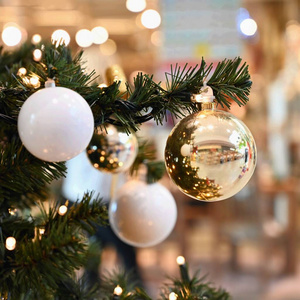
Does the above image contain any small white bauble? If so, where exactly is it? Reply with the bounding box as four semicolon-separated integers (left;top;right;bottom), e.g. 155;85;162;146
18;86;94;162
109;180;177;247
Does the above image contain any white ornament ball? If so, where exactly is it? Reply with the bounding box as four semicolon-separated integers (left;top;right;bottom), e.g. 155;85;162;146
18;86;94;162
109;180;177;247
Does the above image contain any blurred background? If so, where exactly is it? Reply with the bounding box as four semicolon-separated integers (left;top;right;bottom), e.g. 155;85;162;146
1;0;300;299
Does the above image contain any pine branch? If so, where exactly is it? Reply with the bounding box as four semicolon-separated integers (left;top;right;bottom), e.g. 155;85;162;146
129;139;165;184
160;271;231;300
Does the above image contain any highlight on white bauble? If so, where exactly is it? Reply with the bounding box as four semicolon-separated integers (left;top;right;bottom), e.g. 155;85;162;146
109;180;177;247
17;85;94;162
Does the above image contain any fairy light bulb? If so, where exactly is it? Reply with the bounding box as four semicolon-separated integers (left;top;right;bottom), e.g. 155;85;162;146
29;76;40;88
51;29;70;47
176;256;185;265
169;292;178;300
2;24;22;46
6;237;16;251
33;49;42;61
58;205;68;216
32;34;42;45
141;9;161;29
114;285;123;296
17;67;27;76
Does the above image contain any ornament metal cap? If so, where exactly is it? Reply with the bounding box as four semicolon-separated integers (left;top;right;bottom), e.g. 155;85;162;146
191;82;215;110
45;78;56;88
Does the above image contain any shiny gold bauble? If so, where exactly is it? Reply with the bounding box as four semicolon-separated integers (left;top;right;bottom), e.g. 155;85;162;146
165;108;257;201
86;124;138;173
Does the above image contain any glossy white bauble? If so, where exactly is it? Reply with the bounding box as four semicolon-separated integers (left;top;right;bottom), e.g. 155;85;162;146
109;180;177;247
18;86;94;162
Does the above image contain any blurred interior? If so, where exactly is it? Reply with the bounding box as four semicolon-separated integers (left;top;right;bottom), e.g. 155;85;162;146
1;0;300;299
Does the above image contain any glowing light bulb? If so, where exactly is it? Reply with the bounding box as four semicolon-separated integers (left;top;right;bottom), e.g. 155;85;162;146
76;29;93;48
2;24;22;46
141;9;161;29
33;49;42;61
30;76;40;88
169;292;178;300
176;256;185;265
51;29;70;47
126;0;146;12
6;237;16;251
17;68;27;76
58;205;68;216
98;83;107;88
114;285;123;296
240;18;257;36
91;26;109;44
32;34;42;45
99;39;117;56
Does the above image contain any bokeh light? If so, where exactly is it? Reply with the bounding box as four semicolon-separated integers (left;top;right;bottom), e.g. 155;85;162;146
141;9;161;29
31;34;42;45
99;39;117;55
240;18;258;36
126;0;146;13
76;29;93;48
51;29;70;47
33;49;42;61
2;24;22;46
91;26;109;44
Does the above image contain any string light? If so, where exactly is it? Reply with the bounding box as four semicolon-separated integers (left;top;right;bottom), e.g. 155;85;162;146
8;208;18;215
126;0;146;12
91;26;109;44
176;256;185;265
17;67;27;76
31;34;42;45
141;9;161;29
5;237;16;251
169;292;178;300
29;76;40;88
114;285;123;296
51;29;71;47
75;29;93;48
98;83;108;88
33;49;42;61
58;204;68;216
1;23;22;47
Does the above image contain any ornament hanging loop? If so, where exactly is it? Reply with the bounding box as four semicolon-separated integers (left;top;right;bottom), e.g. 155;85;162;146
191;81;215;111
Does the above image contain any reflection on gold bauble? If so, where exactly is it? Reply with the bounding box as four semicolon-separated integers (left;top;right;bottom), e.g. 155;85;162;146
165;108;257;201
86;124;138;173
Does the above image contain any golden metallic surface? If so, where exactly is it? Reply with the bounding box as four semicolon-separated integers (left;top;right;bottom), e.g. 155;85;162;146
86;124;138;173
165;109;257;201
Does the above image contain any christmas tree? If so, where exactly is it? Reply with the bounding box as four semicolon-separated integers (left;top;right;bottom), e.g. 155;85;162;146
0;43;251;299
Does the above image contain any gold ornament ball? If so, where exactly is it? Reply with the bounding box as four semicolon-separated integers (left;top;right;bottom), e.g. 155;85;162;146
165;109;257;201
86;124;138;173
